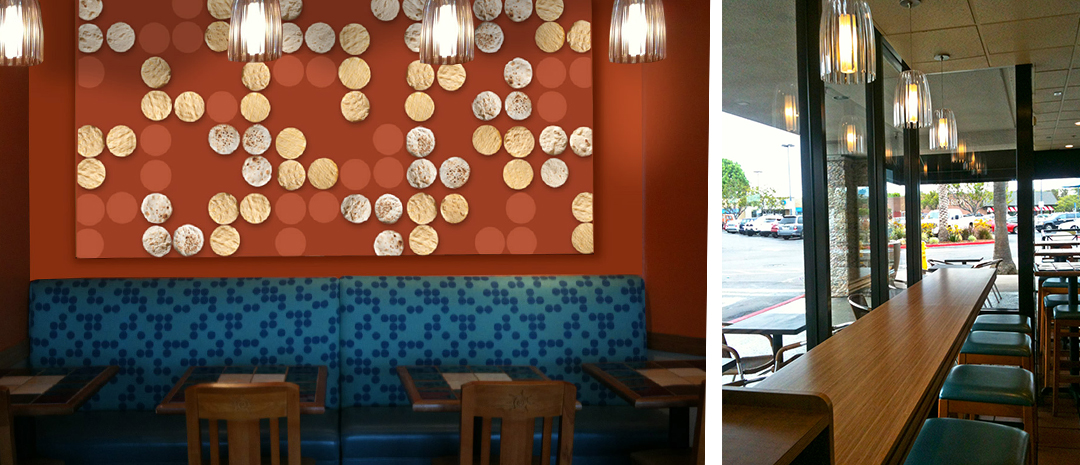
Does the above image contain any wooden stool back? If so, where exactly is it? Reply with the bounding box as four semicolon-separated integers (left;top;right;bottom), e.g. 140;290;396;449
459;381;577;465
1;386;14;465
185;383;301;465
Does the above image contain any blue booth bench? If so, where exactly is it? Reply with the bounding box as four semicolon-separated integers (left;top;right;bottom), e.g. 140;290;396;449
26;276;668;465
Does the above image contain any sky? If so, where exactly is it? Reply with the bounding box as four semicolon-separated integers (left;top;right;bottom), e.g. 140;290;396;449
720;111;1080;197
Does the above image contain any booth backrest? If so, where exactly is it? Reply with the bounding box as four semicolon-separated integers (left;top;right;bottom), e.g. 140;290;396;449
28;278;341;411
338;275;647;407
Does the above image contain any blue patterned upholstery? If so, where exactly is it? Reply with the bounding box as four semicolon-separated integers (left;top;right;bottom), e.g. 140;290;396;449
28;278;341;411
338;276;648;407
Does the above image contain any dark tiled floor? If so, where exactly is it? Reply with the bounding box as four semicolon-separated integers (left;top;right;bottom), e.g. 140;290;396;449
1037;392;1080;464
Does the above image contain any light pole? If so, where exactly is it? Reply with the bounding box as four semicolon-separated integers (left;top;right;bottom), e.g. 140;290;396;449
753;170;764;215
782;143;795;214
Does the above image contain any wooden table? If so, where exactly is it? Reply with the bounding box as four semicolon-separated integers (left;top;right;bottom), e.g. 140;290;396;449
927;263;970;272
1034;249;1080;259
396;365;556;412
1036;239;1080;248
0;366;118;416
156;365;327;414
723;388;833;465
582;360;705;449
940;258;982;264
745;268;996;465
723;312;806;355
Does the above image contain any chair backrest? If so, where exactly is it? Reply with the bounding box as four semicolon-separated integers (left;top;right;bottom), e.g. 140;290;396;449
973;259;1002;270
848;293;871;320
459;381;577;465
1;386;14;465
185;383;301;465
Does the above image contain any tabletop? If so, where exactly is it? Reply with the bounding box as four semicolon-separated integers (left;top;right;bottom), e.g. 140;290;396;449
752;268;996;465
927;263;971;272
156;365;327;414
0;366;118;416
723;312;806;335
940;258;982;264
1036;239;1080;247
1034;249;1080;257
582;360;706;409
397;365;569;412
1035;262;1080;277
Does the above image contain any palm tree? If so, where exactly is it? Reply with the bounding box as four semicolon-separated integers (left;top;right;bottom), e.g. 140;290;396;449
993;182;1017;273
938;184;950;241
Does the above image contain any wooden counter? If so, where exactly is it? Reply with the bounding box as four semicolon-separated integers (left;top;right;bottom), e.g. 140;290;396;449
723;388;833;465
742;268;996;465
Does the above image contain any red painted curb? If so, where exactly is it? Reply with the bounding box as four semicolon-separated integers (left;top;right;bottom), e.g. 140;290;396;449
899;240;996;249
729;295;805;323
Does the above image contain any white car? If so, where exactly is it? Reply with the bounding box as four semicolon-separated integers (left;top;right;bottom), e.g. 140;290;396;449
751;215;783;237
1057;219;1080;231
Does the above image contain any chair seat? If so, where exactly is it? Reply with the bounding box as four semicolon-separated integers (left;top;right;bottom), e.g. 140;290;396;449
33;409;340;465
960;331;1032;358
1054;307;1080;320
1045;294;1074;310
341;406;670;461
902;418;1029;465
721;354;772;376
939;365;1036;407
1041;277;1069;288
971;315;1032;334
209;457;317;465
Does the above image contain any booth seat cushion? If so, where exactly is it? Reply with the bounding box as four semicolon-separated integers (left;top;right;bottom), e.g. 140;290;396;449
338;276;648;407
340;406;669;463
34;409;340;465
28;278;341;410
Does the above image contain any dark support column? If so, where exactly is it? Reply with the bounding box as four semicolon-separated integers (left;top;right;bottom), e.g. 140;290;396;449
1016;64;1035;321
796;0;831;348
904;112;923;286
867;33;889;307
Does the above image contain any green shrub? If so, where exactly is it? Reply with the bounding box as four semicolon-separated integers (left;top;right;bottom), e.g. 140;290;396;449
974;225;992;240
928;238;940;244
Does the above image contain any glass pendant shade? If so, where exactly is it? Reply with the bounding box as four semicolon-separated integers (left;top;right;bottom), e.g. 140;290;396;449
930;108;957;150
228;0;282;62
609;0;666;64
893;69;932;128
773;85;799;133
819;0;875;84
420;0;475;65
838;116;865;155
0;0;42;66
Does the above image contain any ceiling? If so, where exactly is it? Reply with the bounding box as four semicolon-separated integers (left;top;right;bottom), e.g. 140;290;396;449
722;0;1080;152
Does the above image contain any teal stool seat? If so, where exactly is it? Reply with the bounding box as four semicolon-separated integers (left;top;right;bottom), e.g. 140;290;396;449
939;365;1035;407
960;331;1032;358
1041;277;1069;288
1054;307;1080;320
1045;294;1072;310
971;315;1032;334
902;418;1029;465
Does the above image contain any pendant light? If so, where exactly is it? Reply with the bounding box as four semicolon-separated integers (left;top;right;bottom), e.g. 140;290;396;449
420;0;475;65
893;0;932;128
0;0;42;66
609;0;666;64
820;0;876;84
929;54;957;150
839;115;865;155
773;84;799;133
228;0;282;62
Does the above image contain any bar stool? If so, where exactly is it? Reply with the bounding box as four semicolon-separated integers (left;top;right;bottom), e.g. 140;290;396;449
959;331;1033;372
1051;306;1080;416
1045;295;1073;390
1039;280;1069;380
938;365;1037;465
971;314;1033;334
902;418;1029;465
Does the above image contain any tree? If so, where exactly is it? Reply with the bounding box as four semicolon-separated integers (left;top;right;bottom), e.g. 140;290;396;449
921;191;938;211
951;183;992;214
722;158;751;217
938;184;950;241
993;182;1017;274
1057;192;1080;212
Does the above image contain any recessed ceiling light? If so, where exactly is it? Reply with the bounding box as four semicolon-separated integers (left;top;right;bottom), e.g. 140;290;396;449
1067;145;1074;148
1055;91;1064;97
1075;121;1080;126
832;95;850;101
735;100;749;106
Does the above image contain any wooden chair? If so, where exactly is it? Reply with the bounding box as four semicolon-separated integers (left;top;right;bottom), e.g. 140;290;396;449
721;323;773;384
773;296;870;372
185;382;312;465
440;381;577;465
629;382;705;465
0;387;63;465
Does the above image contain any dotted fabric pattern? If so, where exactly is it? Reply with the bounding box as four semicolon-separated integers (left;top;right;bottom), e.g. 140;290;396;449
28;278;340;411
339;275;647;407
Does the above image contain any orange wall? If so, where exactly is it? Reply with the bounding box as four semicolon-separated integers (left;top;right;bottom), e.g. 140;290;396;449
25;1;708;341
0;66;30;354
643;1;710;339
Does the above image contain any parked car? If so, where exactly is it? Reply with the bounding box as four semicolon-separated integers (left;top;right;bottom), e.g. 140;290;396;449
1035;213;1050;230
922;208;966;233
725;219;740;233
1057;219;1080;231
778;215;803;240
751;215;783;236
738;218;755;235
1043;212;1080;231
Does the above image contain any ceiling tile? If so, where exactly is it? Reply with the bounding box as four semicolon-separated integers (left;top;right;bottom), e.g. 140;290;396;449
1034;101;1062;114
968;0;1080;24
1065;86;1080;100
1036;70;1070;89
1035;88;1064;102
909;27;986;62
911;57;989;74
1061;100;1080;111
1057;110;1080;120
988;46;1075;71
867;0;975;35
979;15;1079;53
